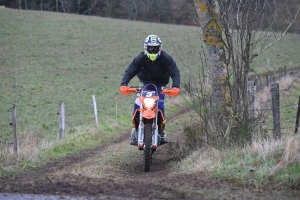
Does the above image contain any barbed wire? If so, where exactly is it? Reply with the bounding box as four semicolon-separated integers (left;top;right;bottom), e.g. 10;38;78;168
255;99;271;103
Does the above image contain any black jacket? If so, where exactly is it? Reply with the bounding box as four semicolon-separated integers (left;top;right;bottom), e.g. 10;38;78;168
121;51;180;88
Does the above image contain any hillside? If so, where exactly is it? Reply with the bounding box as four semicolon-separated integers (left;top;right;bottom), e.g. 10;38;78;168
1;7;299;143
3;0;300;31
0;7;300;199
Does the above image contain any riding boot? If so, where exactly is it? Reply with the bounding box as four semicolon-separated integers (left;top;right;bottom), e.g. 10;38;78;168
130;127;138;145
159;120;168;144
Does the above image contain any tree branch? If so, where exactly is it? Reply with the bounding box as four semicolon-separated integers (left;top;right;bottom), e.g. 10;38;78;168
252;4;300;60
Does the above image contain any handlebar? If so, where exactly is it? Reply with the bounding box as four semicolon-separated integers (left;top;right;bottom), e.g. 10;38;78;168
122;84;180;97
130;84;161;95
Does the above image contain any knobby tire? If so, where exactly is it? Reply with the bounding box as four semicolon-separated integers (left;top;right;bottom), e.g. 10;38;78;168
143;123;152;172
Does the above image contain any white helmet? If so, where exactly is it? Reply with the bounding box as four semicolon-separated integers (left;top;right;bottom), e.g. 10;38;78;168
144;35;162;61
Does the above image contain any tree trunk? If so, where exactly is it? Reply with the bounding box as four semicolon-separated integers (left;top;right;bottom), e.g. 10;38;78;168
193;0;231;125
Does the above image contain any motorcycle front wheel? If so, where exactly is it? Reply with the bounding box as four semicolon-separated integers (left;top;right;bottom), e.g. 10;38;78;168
143;122;153;172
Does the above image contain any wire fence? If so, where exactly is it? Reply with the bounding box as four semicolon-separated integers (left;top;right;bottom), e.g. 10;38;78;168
248;65;300;138
250;65;300;92
3;65;300;155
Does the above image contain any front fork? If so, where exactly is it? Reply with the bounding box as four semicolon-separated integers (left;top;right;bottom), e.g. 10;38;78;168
137;104;159;149
152;103;159;148
137;103;144;149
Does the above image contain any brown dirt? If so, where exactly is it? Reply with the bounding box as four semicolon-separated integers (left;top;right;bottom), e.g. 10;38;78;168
0;111;299;199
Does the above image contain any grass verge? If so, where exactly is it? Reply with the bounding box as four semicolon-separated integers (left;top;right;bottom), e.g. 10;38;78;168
176;78;300;189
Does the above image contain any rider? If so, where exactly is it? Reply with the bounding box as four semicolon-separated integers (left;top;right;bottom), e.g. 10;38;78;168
119;34;180;145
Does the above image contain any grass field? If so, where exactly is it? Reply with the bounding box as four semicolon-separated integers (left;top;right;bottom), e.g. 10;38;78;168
0;8;200;143
1;7;300;185
0;8;200;170
1;8;300;143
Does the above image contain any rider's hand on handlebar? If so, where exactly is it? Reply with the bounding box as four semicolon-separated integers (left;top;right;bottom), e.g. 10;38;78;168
120;86;138;95
161;87;180;96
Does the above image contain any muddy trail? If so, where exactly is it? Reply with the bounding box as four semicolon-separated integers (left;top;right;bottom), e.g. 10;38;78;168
0;110;299;200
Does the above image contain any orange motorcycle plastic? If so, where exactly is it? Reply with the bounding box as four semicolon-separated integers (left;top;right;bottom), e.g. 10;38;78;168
122;84;174;172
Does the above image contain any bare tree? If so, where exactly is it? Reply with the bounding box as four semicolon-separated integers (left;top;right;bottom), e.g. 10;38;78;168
193;0;232;137
83;0;97;15
190;0;300;144
103;0;118;17
153;0;171;23
120;0;139;20
140;0;153;22
58;0;71;13
77;0;82;14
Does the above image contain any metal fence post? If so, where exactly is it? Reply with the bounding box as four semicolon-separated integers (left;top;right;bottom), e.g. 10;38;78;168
59;102;65;140
92;95;98;126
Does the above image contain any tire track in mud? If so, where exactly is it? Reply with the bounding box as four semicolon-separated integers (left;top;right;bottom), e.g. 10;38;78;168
1;105;300;199
0;107;194;198
36;107;191;174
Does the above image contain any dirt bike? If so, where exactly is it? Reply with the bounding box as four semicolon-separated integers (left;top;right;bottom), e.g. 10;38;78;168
121;83;177;172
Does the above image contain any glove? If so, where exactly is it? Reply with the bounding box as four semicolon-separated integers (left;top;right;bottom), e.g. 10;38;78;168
120;86;137;95
161;87;180;97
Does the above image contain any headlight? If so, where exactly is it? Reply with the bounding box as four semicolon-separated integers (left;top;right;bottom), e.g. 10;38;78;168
143;98;155;108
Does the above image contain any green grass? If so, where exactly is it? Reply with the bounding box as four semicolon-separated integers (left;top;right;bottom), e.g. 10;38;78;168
279;81;300;131
1;9;300;144
251;33;300;73
0;8;202;143
258;78;300;132
1;8;300;187
274;163;300;185
177;136;287;187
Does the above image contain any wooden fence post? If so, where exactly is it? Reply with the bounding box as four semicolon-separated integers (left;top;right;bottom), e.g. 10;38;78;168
292;66;295;77
279;68;282;79
92;95;98;126
59;102;65;140
12;104;18;155
284;66;287;78
248;81;256;118
259;74;262;89
115;96;118;124
270;83;281;140
295;95;300;134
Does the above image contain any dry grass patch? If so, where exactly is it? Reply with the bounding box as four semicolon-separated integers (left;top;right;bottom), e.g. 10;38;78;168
0;130;52;170
0;124;106;174
176;132;300;188
270;135;300;177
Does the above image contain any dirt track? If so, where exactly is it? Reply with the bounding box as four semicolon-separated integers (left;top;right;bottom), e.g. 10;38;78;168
0;111;299;199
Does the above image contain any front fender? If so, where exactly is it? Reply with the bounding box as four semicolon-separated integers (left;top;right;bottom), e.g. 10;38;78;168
142;110;155;119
